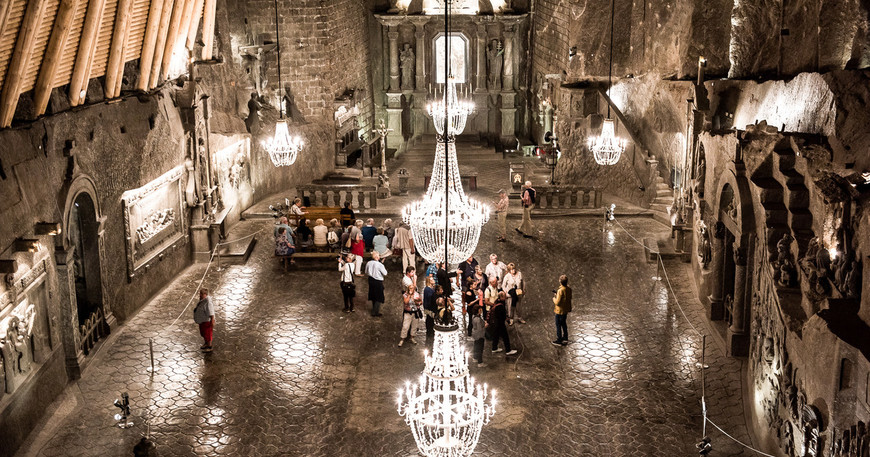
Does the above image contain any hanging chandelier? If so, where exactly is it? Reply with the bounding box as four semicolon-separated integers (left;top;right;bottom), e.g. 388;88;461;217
427;76;474;137
262;0;303;167
397;321;496;457
403;0;488;267
402;140;489;266
588;0;625;166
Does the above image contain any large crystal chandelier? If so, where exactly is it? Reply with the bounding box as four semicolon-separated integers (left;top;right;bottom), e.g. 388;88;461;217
403;0;488;266
262;0;303;167
588;0;625;166
398;321;496;457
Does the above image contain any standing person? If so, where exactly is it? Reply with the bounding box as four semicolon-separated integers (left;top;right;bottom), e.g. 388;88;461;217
399;284;423;346
362;218;378;250
340;201;355;228
351;221;365;275
436;263;458;298
425;261;440;286
489;291;517;355
402;266;417;292
470;305;487;367
494;189;509;242
516;180;538;237
382;219;396;246
424;284;442;348
458;255;479;289
484;277;500;319
338;253;356;312
502;262;525;325
473;265;488;294
366;251;387;317
193;289;215;352
552;274;573;346
463;278;482;337
484;254;507;284
392;222;416;273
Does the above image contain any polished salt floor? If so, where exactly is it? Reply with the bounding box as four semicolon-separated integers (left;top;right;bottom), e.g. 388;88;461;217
25;217;752;456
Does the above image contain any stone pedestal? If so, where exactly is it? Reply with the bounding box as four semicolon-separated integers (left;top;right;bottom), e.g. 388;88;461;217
385;92;404;156
727;245;749;357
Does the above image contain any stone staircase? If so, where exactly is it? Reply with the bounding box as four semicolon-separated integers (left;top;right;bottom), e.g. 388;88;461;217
650;175;673;226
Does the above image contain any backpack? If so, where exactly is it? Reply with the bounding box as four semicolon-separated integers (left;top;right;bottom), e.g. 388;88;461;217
522;187;536;206
327;230;339;244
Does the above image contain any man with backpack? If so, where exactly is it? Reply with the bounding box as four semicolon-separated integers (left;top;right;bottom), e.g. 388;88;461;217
552;275;573;346
516;180;538;238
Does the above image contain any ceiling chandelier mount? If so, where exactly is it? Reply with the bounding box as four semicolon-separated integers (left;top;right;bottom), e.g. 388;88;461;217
588;0;625;166
263;0;303;167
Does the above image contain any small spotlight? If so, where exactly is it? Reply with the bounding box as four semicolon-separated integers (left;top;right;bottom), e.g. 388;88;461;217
34;222;62;236
14;238;39;253
828;247;838;260
113;392;133;429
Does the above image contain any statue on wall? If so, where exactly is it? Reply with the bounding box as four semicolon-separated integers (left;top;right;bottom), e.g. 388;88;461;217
1;316;32;377
399;43;415;90
245;92;261;133
697;222;712;268
0;353;5;395
695;147;706;198
773;234;797;287
486;39;503;90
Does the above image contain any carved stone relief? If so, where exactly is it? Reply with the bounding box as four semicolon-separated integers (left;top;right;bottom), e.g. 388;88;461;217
0;263;51;396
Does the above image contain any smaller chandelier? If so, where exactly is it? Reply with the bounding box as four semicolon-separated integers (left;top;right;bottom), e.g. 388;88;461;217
427;77;474;137
588;118;626;166
263;119;303;167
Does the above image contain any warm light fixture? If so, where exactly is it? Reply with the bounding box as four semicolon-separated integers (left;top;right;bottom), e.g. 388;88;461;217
263;0;303;167
34;222;61;236
588;0;625;166
14;238;39;253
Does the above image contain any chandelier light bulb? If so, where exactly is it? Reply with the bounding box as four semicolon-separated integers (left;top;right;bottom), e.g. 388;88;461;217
588;118;626;166
427;77;474;138
262;119;303;167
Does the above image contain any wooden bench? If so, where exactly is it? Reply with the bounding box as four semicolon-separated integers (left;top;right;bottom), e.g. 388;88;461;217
286;206;354;226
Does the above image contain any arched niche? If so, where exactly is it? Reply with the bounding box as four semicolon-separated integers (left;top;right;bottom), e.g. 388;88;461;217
407;0;495;14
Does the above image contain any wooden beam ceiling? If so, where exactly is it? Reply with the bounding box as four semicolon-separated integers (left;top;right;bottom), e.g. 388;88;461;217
34;0;80;115
0;0;48;127
0;0;214;127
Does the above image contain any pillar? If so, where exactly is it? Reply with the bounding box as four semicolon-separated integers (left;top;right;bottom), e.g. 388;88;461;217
388;27;400;92
475;22;487;92
55;248;84;379
727;243;750;357
500;92;516;145
708;222;726;320
502;23;516;91
385;92;404;156
414;21;426;91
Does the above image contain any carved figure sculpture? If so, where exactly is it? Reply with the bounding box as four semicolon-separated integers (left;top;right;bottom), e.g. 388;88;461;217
773;234;797;287
2;317;31;376
696;154;706;198
399;43;415;90
245;92;260;133
844;260;862;299
697;223;712;268
0;353;5;395
486;39;503;90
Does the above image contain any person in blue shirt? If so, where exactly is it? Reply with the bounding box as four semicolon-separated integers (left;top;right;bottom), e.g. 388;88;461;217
362;218;378;250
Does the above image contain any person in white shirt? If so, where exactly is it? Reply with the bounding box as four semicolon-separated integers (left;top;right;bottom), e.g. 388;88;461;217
484;254;507;283
365;251;388;316
289;198;306;225
338;253;356;312
402;266;417;292
501;262;525;325
313;218;329;250
392;222;416;273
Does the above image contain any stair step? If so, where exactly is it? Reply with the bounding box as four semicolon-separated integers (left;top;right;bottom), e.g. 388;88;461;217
652;197;672;205
650;203;670;213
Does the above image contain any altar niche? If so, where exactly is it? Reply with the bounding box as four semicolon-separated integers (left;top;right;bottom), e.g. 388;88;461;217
69;193;103;331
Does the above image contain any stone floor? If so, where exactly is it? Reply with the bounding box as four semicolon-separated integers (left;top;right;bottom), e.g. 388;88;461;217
18;215;755;457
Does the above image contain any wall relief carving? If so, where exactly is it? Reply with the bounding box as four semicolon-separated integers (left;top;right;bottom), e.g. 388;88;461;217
121;165;187;280
0;263;52;397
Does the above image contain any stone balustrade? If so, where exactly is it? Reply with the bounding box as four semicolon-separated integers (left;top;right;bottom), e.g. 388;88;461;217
296;185;379;209
534;186;603;209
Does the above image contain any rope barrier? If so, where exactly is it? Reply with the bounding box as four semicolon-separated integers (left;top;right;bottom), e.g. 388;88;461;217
610;216;773;457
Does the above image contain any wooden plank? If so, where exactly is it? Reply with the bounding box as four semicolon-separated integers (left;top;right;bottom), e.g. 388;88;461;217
88;0;115;77
136;0;162;90
199;0;213;60
20;0;58;92
104;0;131;97
158;0;186;79
123;0;148;61
53;0;84;85
0;0;48;127
184;0;201;49
68;0;106;105
0;0;12;39
34;0;79;115
148;0;174;88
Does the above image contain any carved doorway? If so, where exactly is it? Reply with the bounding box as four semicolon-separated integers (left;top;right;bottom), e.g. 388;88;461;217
68;192;106;354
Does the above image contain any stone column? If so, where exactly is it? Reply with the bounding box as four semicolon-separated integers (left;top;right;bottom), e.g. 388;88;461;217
708;222;726;321
475;22;487;92
414;21;426;91
388;27;400;92
502;23;516;91
385;92;404;156
728;242;750;357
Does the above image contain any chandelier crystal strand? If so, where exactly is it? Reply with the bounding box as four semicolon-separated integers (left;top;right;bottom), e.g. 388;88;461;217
589;0;625;166
427;76;474;137
397;325;496;457
263;0;303;167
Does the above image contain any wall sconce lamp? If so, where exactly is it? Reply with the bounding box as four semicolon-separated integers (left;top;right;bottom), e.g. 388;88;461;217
14;238;40;253
0;259;17;274
34;222;62;236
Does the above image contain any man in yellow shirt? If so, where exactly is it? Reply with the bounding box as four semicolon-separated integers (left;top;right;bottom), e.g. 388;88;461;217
551;275;572;346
